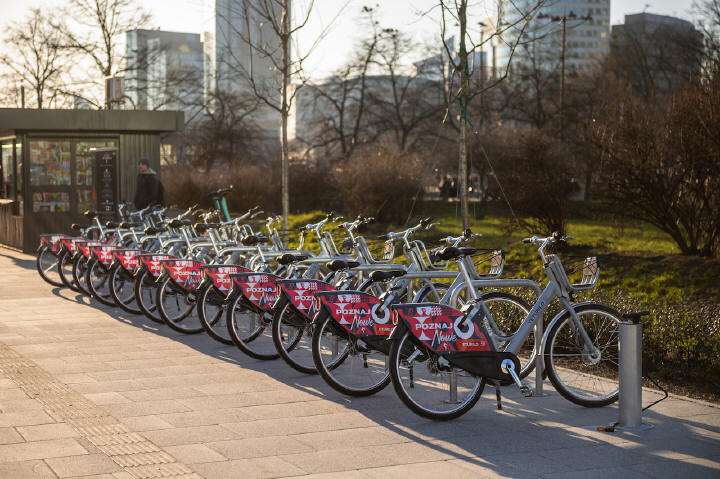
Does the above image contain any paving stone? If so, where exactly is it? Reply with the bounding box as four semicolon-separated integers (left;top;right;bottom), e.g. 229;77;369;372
0;410;55;427
0;426;25;444
207;435;315;459
0;459;58;478
0;438;88;463
45;453;121;477
164;443;228;464
17;423;80;442
143;425;239;447
191;456;307;479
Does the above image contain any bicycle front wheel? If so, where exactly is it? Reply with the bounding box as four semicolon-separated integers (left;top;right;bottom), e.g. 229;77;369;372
544;303;622;407
272;301;316;374
58;250;80;292
389;331;485;420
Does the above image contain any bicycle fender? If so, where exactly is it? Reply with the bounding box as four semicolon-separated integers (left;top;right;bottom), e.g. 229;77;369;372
541;301;597;357
387;321;407;341
311;308;329;326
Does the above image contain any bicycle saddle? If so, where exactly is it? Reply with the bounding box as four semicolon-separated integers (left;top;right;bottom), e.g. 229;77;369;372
369;270;407;282
435;247;478;261
241;234;268;246
70;223;85;231
105;220;119;228
194;223;221;233
168;219;192;228
326;259;360;271
144;226;168;235
277;253;311;265
119;221;142;229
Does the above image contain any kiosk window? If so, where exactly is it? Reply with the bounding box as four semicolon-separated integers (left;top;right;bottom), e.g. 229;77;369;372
76;140;116;213
1;142;13;199
29;140;70;186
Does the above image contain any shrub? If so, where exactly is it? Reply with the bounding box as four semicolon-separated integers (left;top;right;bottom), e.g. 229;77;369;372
488;129;578;235
331;144;425;224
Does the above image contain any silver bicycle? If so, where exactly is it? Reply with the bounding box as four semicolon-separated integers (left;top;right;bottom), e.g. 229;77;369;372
388;233;622;420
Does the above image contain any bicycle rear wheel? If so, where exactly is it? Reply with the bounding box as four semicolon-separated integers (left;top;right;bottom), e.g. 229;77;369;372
544;303;622;407
389;330;485;421
312;314;389;396
134;270;163;323
58;250;80;292
109;263;141;314
197;285;233;345
156;277;203;334
226;292;278;360
85;259;115;306
272;301;316;374
72;255;91;296
37;246;63;287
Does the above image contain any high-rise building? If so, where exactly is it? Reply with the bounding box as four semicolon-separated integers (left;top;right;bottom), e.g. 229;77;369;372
125;30;203;119
203;0;282;134
483;0;611;76
610;13;702;96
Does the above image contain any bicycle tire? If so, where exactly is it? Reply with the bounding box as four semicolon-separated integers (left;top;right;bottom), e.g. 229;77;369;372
72;254;92;296
544;303;622;407
133;269;164;323
58;250;80;292
37;246;63;287
388;330;485;421
85;258;116;306
312;314;389;396
156;277;204;334
271;300;317;374
196;284;233;345
108;263;142;314
225;291;279;360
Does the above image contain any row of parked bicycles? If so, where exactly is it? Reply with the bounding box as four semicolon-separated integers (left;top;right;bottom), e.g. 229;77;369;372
34;187;632;420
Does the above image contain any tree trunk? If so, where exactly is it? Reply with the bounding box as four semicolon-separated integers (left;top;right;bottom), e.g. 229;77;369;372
458;0;469;230
281;0;290;238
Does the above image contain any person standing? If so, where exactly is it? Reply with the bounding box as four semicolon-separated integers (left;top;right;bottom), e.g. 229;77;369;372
133;158;160;209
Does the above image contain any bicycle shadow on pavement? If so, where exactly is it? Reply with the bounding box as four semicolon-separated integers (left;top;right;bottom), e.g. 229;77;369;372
0;248;36;271
52;288;720;477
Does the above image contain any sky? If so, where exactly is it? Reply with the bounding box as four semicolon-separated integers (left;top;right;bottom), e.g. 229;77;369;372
0;0;701;79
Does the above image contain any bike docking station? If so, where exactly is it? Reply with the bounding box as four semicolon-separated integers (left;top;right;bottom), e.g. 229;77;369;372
600;310;654;433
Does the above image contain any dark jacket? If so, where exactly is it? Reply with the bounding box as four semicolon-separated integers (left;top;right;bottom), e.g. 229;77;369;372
134;168;160;209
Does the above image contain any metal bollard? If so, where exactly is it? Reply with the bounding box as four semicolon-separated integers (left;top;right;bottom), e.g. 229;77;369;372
616;320;653;431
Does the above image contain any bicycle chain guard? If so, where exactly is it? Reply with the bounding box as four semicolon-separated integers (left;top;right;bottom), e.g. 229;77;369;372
231;273;280;311
136;254;176;279
203;265;252;296
315;290;394;338
277;280;336;320
393;303;519;382
161;259;205;291
113;249;146;275
40;234;70;255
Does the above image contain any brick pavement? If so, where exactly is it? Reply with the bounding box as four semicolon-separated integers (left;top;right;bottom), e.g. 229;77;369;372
0;247;718;478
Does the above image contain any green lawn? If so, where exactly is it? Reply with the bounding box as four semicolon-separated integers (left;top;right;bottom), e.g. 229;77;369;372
275;201;718;305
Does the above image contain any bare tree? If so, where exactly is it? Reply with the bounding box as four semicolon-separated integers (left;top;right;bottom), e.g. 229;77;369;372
52;0;152;107
0;9;68;108
296;6;381;161
218;0;344;231
367;28;446;152
438;0;545;229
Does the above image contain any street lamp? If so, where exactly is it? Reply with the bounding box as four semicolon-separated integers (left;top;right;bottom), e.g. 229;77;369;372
537;11;592;132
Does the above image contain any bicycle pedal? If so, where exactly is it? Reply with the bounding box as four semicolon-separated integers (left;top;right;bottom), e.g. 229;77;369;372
520;385;534;398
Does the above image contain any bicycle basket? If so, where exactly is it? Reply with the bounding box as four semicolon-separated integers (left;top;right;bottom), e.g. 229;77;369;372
472;249;505;278
562;256;600;290
368;239;397;261
409;240;447;270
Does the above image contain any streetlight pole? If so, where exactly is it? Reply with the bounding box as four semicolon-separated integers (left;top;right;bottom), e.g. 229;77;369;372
559;15;566;132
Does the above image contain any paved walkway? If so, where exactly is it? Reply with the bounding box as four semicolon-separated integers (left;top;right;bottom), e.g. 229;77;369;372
0;247;718;479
